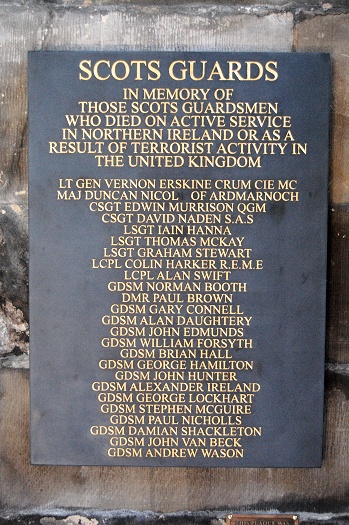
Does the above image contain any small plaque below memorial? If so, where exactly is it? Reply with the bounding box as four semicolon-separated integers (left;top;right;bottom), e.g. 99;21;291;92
227;515;299;525
29;51;330;467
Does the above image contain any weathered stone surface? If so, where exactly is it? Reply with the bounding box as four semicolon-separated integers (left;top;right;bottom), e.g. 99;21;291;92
0;368;349;513
41;517;98;525
0;299;28;356
0;204;28;368
0;7;48;204
295;14;349;205
41;9;293;51
327;206;349;363
1;0;349;10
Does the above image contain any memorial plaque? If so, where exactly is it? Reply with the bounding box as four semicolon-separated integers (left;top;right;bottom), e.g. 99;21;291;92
29;52;330;467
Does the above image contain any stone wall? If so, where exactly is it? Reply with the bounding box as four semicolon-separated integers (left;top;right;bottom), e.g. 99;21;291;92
1;2;349;524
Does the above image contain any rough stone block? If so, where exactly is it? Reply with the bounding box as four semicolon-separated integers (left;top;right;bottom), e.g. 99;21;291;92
96;11;293;51
0;7;48;204
39;9;293;52
295;14;349;205
0;204;28;369
327;206;349;363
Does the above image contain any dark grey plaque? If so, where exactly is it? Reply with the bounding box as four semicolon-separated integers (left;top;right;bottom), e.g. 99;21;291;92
29;52;330;466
